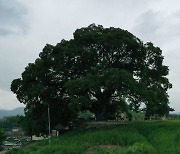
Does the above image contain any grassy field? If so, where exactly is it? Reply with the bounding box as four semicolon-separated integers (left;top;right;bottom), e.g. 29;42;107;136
7;120;180;154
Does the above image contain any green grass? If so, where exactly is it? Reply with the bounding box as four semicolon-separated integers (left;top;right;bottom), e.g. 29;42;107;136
7;120;180;154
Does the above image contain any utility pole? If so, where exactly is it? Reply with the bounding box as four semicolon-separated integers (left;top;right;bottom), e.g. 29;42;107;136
48;104;51;147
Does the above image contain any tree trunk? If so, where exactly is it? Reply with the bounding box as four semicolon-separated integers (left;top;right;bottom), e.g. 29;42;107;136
94;91;113;121
95;103;107;121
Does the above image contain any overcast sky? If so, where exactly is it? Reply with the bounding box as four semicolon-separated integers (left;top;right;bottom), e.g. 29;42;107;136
0;0;180;112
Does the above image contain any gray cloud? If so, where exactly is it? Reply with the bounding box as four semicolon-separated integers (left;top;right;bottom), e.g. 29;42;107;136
133;10;163;42
133;9;180;45
0;27;10;35
0;0;28;36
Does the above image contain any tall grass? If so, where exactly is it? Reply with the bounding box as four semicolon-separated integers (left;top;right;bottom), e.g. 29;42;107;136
136;120;180;154
7;120;180;154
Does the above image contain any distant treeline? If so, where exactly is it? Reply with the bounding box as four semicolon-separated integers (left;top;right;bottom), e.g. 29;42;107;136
0;115;24;131
169;114;180;119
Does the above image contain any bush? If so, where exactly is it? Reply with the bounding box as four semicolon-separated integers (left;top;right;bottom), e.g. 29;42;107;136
78;110;95;121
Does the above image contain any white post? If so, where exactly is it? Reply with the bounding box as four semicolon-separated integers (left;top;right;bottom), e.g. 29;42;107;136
48;104;51;146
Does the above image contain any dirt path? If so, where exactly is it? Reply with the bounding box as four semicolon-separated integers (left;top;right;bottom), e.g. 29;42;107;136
0;150;7;154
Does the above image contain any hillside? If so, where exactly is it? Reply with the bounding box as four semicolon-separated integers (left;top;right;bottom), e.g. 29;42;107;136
0;107;24;118
7;120;180;154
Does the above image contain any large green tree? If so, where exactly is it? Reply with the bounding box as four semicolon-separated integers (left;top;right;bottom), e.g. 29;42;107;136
11;24;172;130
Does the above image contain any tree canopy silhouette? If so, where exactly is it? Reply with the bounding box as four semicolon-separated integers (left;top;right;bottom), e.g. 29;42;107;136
11;24;172;133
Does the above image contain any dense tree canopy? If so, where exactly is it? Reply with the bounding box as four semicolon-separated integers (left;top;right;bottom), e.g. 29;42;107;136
11;24;172;133
0;131;5;146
